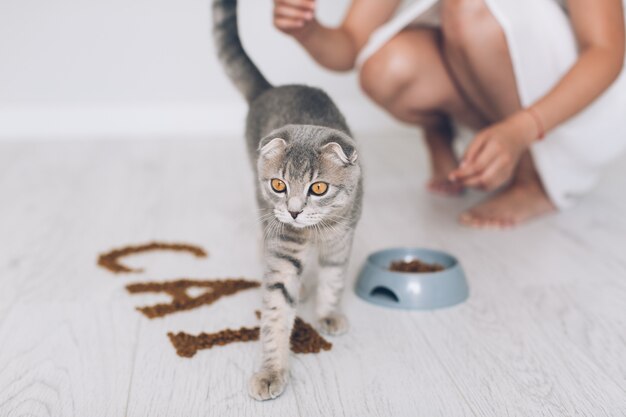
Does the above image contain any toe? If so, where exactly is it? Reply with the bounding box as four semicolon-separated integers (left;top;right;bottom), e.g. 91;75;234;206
475;217;494;229
444;183;464;195
501;216;518;229
249;369;288;401
459;209;484;227
317;313;349;336
459;211;474;226
489;212;516;229
427;180;445;193
427;179;464;196
460;210;497;229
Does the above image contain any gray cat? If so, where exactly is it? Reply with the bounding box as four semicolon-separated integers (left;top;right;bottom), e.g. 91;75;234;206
212;0;362;401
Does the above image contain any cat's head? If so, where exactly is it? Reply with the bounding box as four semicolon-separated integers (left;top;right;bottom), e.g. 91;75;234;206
257;125;361;229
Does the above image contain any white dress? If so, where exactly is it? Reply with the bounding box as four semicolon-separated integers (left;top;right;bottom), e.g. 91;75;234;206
357;0;626;209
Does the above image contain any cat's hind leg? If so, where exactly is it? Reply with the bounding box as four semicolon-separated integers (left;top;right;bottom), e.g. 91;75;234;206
315;230;353;336
298;245;318;303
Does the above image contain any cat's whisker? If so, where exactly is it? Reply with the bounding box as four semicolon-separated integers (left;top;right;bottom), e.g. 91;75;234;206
270;219;281;240
313;223;324;243
325;217;350;230
319;219;340;238
261;221;271;243
315;220;333;242
326;214;352;223
322;218;340;233
256;213;276;223
263;218;281;244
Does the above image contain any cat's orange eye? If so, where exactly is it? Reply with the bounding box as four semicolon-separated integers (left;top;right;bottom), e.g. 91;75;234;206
271;178;286;193
309;182;328;196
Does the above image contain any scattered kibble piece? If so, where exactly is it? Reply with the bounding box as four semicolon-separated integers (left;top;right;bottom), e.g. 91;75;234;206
168;327;261;358
168;315;332;358
98;241;207;274
126;278;260;318
98;244;333;359
289;317;333;354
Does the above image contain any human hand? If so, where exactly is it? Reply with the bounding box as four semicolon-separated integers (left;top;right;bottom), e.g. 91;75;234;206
273;0;317;36
449;111;538;190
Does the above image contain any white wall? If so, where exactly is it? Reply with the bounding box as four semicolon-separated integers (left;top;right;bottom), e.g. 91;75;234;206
0;0;412;140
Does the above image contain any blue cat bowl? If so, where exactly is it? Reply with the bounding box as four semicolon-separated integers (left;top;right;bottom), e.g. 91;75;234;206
355;248;469;310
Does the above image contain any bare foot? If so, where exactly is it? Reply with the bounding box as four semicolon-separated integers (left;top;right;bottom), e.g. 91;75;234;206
424;118;465;196
459;180;555;229
427;147;465;196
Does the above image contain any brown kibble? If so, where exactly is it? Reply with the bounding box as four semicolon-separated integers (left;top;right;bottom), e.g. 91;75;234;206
389;258;445;273
98;241;208;274
126;278;260;318
290;317;332;354
168;315;332;358
168;326;261;358
101;243;333;359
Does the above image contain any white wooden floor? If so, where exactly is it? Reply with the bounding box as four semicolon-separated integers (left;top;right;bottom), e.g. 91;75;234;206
1;133;625;417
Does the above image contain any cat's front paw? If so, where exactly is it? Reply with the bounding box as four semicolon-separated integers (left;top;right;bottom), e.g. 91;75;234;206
317;312;349;336
248;368;288;401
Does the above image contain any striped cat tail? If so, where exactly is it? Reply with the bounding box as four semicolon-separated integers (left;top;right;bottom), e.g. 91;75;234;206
212;0;272;102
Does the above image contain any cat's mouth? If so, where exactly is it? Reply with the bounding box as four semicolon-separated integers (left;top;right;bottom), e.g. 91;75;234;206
274;212;317;229
277;217;309;229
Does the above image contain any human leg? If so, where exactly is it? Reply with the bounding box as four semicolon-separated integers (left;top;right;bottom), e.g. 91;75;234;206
359;27;485;195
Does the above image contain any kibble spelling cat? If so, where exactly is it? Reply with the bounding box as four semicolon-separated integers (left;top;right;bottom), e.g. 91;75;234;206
213;0;363;401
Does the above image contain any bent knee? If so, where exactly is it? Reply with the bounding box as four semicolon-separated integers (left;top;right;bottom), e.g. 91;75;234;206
441;0;504;48
359;29;440;106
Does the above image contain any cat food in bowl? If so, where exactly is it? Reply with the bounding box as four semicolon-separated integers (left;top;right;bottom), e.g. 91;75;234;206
389;259;444;273
355;248;468;310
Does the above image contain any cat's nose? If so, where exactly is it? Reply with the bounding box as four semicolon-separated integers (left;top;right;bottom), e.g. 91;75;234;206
289;210;302;219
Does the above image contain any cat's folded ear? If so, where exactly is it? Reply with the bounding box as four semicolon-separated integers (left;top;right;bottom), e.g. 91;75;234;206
321;142;358;166
258;137;287;158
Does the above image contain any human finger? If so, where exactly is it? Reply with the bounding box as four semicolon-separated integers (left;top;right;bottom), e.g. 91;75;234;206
449;135;488;181
275;4;314;20
275;0;315;12
274;17;306;30
479;158;511;191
